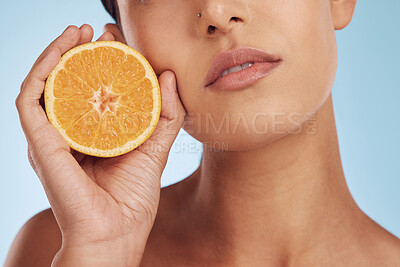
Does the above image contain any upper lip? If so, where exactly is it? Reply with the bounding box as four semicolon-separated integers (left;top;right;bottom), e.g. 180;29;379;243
204;47;282;87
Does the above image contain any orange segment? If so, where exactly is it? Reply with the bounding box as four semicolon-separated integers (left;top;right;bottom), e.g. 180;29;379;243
64;49;102;91
95;110;127;151
65;110;100;148
112;54;146;93
53;98;94;130
118;78;154;112
94;46;125;87
116;105;153;140
53;69;94;99
44;41;161;157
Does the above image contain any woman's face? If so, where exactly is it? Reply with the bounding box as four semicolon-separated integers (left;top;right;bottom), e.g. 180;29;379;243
117;0;339;151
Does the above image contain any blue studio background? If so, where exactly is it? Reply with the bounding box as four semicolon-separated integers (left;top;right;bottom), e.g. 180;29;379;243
0;1;399;263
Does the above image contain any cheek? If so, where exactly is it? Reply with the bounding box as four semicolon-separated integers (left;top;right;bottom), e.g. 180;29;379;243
124;9;205;115
124;21;179;74
124;6;197;76
280;0;338;112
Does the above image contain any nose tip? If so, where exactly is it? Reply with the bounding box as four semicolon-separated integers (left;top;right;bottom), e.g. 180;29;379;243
198;2;246;36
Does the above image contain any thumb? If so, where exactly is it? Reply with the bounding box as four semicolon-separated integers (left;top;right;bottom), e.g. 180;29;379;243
134;70;186;166
157;70;186;124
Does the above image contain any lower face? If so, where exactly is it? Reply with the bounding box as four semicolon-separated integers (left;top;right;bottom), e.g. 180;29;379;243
118;0;338;151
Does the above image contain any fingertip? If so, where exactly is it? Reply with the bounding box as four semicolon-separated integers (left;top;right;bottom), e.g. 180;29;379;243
97;31;116;41
58;25;81;48
64;25;80;36
80;24;94;36
78;24;94;44
79;24;92;31
158;70;182;121
103;23;114;33
159;70;177;93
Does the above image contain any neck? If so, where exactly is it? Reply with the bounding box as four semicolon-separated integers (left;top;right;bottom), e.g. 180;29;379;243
185;95;364;264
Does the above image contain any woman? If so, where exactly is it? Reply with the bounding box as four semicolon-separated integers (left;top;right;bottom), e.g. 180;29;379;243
6;0;400;266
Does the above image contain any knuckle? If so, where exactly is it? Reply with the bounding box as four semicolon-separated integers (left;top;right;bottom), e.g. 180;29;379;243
15;92;30;111
46;46;57;54
27;146;39;173
15;95;20;110
15;93;24;111
20;77;27;92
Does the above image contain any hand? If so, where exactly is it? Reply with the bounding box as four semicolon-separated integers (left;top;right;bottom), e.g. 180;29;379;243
15;24;185;266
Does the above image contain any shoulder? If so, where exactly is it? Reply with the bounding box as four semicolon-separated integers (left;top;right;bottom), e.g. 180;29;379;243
4;208;62;267
373;228;400;265
355;216;400;266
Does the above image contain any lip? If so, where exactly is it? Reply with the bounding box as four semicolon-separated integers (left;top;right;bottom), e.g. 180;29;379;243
204;47;282;91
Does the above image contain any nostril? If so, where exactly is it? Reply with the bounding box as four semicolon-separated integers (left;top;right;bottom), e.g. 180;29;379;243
206;17;242;34
208;25;216;34
230;17;242;22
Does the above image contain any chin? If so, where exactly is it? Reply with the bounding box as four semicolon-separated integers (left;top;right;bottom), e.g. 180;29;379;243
181;68;334;152
183;115;309;152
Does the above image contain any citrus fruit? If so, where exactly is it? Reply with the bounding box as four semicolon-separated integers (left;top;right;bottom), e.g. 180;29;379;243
44;41;161;157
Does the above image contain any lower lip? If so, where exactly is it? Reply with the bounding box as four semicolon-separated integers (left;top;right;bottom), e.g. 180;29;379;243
205;61;282;91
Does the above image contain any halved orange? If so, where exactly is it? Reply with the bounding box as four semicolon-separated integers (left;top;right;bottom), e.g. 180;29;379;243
44;41;161;157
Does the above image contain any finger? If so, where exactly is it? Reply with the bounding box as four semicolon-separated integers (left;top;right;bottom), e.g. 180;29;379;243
77;24;94;46
158;71;187;122
17;25;82;132
16;46;62;137
22;25;90;111
21;26;81;96
29;141;98;216
16;25;102;214
20;26;80;91
133;71;186;166
97;31;116;41
25;127;98;214
29;26;82;74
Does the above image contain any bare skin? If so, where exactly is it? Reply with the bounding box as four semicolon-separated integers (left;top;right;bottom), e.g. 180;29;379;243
6;95;400;266
5;0;400;266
